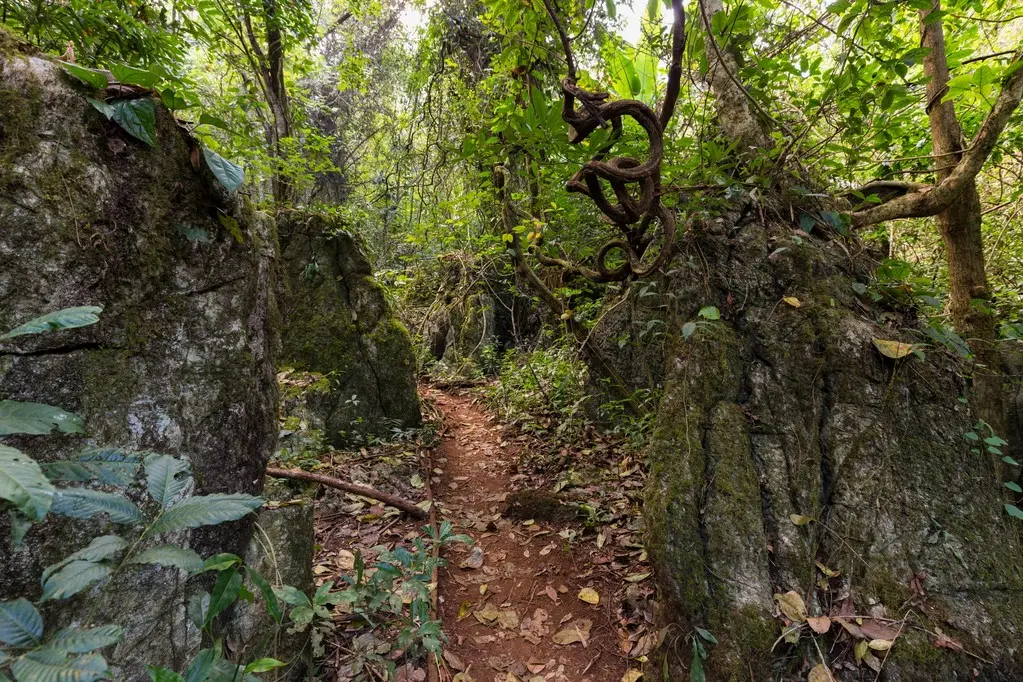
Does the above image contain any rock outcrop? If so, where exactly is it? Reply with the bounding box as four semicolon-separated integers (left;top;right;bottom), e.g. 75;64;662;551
279;213;421;444
592;204;1023;679
0;47;309;678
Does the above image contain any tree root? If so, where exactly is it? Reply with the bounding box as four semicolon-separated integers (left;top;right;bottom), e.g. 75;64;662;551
265;467;428;519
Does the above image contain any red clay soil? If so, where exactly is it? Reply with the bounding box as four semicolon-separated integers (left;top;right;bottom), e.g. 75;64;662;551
428;388;632;682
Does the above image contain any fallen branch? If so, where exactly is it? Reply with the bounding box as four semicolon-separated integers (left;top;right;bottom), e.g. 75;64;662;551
265;467;428;519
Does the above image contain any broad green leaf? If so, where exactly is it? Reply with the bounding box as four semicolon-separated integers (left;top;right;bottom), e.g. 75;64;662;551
87;97;116;119
272;585;311;608
44;448;142;487
9;511;32;548
682;321;697;340
202;554;240;572
10;650;108;682
110;98;157;146
0;445;55;521
129;546;204;575
187;593;210;630
148;667;186;682
1004;481;1022;493
604;0;616;20
149;494;262;534
201;146;244;192
48;625;123;654
204;569;242;627
43;536;126;583
111;64;161;88
41;561;114;602
59;62;108;90
697;306;720;320
208;659;257;682
0;401;84;436
184;646;217;682
244;659;285;674
247;570;282;625
50;489;143;525
1006;504;1023;520
0;599;43;648
198;113;232;132
1;307;102;340
144;454;191;508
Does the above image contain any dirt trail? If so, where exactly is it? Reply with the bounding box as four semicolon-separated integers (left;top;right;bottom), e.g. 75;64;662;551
427;387;630;682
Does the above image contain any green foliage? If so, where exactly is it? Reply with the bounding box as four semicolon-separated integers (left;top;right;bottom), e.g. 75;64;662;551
964;421;1020;520
0;307;103;341
200;146;244;193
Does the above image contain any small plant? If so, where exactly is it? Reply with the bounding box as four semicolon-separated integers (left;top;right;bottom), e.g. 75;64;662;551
964;421;1020;518
688;627;718;682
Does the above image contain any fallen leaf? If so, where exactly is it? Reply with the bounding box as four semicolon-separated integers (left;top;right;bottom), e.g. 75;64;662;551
807;616;831;634
859;620;900;641
337;550;356;570
622;671;643;682
625;573;650;583
789;514;813;526
783;296;802;308
552;618;592;645
807;663;835;682
452;674;474;682
526;658;545;673
868;639;893;651
457;600;474;621
774;591;807;622
410;473;424;489
443;649;466;671
480;583;488;595
815;561;840;578
545;586;560;604
497;610;520;630
872;338;915;359
933;633;963;652
474;603;500;623
578;587;600;605
460;546;484;570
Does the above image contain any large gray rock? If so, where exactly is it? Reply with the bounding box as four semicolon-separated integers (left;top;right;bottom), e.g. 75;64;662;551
591;206;1023;679
279;213;421;443
0;49;289;677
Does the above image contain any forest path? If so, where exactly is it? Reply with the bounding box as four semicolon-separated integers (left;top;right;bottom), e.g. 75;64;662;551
426;387;631;682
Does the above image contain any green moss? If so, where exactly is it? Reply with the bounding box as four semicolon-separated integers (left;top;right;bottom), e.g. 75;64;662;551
0;63;43;190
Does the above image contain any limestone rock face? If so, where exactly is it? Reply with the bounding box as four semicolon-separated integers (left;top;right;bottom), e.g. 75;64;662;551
279;213;421;443
0;50;291;678
595;208;1023;679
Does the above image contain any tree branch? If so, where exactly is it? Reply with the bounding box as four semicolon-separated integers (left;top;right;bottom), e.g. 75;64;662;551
850;53;1023;228
266;467;428;519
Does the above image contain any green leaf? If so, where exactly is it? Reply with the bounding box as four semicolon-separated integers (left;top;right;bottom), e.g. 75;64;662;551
41;561;113;602
1;307;103;340
43;536;126;583
50;489;143;525
0;401;85;436
148;667;186;682
604;0;616;20
694;627;718;644
202;554;241;572
59;62;108;90
10;649;108;682
10;511;32;548
697;306;720;320
198;113;232;132
243;659;285;674
44;448;142;487
682;321;697;340
1006;504;1023;520
1004;481;1022;493
272;585;311;608
129;546;204;575
47;625;123;654
690;639;706;682
1003;456;1020;467
87;97;116;119
0;599;43;648
184;646;218;682
204;569;242;627
144;454;191;508
200;146;244;192
149;494;262;534
109;98;157;146
187;593;210;630
110;64;161;88
247;571;282;625
0;446;54;521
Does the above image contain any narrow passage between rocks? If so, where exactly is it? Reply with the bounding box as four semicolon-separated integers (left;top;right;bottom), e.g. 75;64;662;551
427;387;633;682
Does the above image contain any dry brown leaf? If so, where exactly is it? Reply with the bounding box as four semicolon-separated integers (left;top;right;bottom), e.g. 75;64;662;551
807;663;835;682
545;586;560;604
807;616;831;635
774;590;807;622
442;649;466;671
859;620;900;641
497;610;520;630
460;546;484;570
552;618;592;645
473;602;500;623
451;674;474;682
578;587;600;605
933;633;964;652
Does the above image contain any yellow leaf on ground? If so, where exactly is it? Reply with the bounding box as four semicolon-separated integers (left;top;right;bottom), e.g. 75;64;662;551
774;590;807;622
807;616;831;634
622;671;644;682
783;296;802;308
552;618;592;645
807;663;835;682
868;639;893;651
789;514;812;526
872;338;915;359
578;587;600;604
625;573;650;583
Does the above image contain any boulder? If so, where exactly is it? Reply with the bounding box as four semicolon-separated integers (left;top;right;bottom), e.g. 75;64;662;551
0;47;302;678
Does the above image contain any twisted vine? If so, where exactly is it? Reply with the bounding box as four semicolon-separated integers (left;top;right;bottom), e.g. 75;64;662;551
535;0;686;282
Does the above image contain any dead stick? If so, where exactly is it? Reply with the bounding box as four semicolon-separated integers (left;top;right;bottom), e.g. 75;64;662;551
265;467;427;520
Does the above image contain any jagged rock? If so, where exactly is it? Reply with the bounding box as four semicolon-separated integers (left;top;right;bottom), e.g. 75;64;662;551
593;208;1023;678
279;213;421;444
0;48;294;678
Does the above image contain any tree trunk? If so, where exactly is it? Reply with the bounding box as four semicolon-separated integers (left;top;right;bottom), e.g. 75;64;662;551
920;1;1003;432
